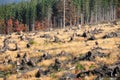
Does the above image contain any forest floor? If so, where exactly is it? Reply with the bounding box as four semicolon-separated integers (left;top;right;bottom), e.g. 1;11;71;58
0;21;120;80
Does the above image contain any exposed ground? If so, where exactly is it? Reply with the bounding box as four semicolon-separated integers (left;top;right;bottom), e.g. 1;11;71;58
0;22;120;80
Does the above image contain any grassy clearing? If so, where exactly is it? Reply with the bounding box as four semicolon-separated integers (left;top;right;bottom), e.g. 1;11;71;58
0;23;120;80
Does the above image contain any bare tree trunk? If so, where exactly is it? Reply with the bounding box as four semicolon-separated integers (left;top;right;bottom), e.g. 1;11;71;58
4;18;8;34
53;17;56;28
47;7;52;30
108;7;111;21
48;15;50;29
42;21;44;29
77;7;80;27
95;4;98;24
102;8;105;22
90;12;94;24
112;6;114;21
81;13;84;27
110;6;112;21
60;18;63;29
32;23;35;31
113;6;116;20
74;12;77;26
63;0;66;28
70;16;72;28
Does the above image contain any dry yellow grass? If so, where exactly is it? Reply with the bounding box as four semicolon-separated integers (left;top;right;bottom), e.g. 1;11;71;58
0;64;13;71
0;23;120;80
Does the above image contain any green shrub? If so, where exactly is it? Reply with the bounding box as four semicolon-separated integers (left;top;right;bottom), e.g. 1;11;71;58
76;63;85;70
89;64;95;69
29;39;36;45
50;73;57;78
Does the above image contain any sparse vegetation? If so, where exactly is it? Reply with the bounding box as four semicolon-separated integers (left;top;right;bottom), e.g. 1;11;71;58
89;64;95;70
29;39;36;45
76;63;85;70
50;73;57;78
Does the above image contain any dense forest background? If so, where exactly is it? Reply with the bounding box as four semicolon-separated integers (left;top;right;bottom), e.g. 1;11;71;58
0;0;120;34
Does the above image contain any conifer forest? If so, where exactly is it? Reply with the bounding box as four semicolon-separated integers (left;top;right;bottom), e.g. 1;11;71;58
0;0;120;33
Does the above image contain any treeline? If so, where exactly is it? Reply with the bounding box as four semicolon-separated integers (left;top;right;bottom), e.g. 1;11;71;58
0;0;119;34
